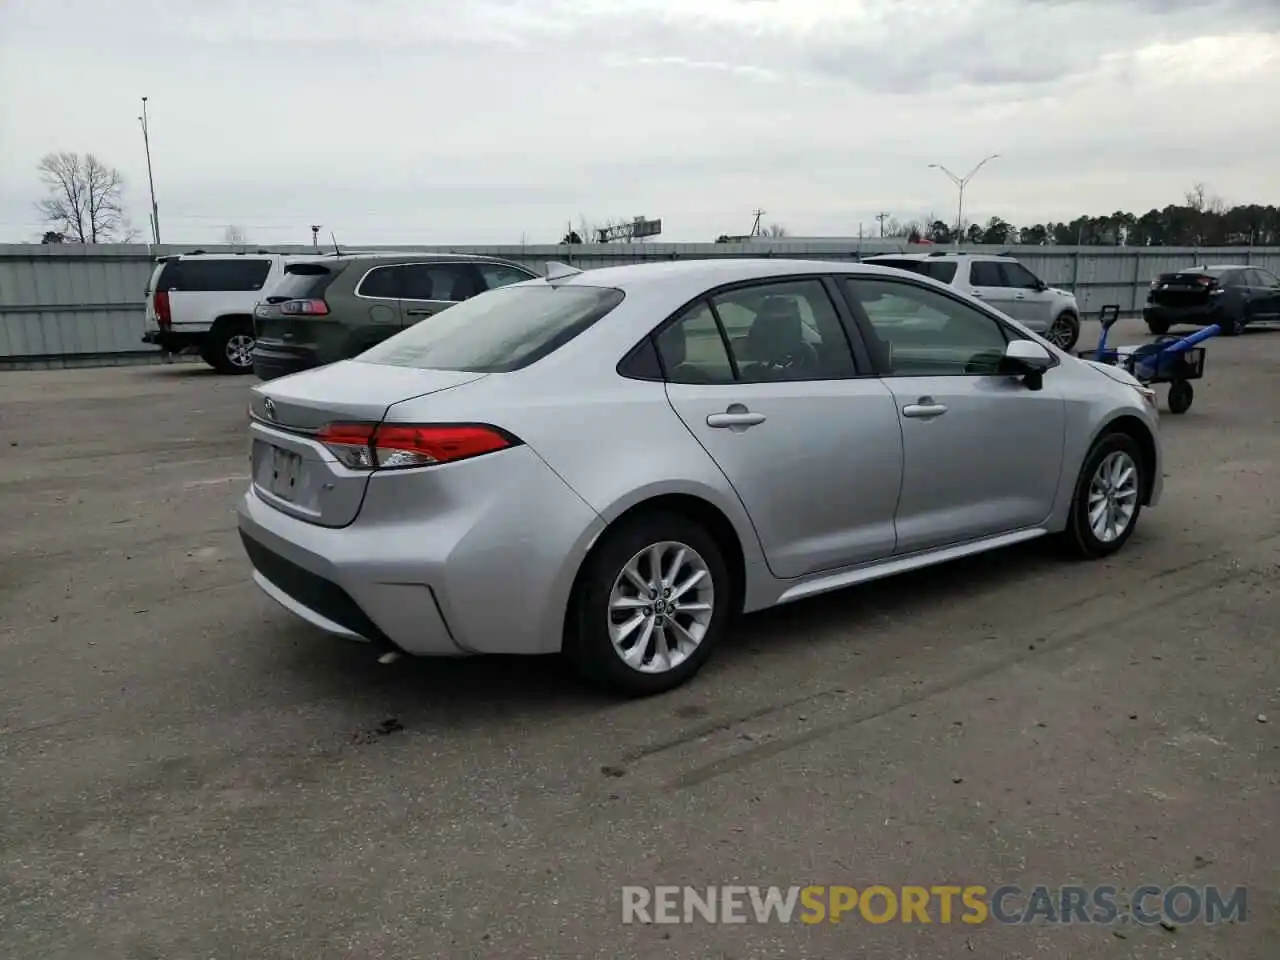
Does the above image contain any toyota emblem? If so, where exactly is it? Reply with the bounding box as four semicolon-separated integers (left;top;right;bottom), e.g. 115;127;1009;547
263;397;276;421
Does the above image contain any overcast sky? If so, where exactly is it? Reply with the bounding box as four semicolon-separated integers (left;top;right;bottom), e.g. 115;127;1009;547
2;0;1277;245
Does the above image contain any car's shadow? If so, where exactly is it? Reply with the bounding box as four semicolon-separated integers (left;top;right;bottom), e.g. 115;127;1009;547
269;537;1062;728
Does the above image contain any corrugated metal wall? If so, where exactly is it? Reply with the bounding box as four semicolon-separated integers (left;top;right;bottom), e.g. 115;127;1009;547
3;242;1278;363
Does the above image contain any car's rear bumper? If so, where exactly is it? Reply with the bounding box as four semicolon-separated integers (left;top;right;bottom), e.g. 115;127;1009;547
142;329;203;353
253;341;320;381
1142;304;1222;327
235;446;605;657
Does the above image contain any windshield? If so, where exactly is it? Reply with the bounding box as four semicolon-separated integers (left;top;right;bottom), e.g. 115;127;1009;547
358;284;625;373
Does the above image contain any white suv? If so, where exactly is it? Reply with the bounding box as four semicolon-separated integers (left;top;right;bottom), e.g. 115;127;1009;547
862;251;1082;351
142;251;312;373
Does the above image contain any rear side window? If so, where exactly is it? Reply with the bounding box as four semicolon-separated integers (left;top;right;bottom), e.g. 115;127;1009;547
478;262;537;289
969;261;1005;286
269;263;338;301
359;284;625;373
163;258;272;292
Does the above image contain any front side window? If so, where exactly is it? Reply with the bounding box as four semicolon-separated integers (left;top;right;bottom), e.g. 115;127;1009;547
359;284;624;373
843;278;1010;376
1001;262;1042;290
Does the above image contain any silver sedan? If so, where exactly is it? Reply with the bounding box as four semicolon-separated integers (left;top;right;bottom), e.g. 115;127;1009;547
237;259;1162;695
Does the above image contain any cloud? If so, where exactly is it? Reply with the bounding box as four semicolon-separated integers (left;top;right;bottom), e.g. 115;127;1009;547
0;0;1277;244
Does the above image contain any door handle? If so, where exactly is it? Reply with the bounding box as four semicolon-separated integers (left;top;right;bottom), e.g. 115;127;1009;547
902;397;948;419
707;410;766;429
970;291;984;299
405;308;435;317
1013;294;1027;301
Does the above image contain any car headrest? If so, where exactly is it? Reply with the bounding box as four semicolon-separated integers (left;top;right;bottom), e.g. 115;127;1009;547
745;297;804;359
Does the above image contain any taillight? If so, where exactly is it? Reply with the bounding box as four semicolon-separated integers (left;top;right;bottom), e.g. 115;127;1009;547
154;290;171;329
316;423;517;470
1196;276;1213;287
281;299;329;316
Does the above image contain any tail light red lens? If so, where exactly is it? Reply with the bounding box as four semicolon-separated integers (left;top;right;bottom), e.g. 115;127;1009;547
316;423;517;470
281;298;330;316
154;290;172;329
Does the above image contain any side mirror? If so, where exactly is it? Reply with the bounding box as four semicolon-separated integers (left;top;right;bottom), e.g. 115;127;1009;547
1002;338;1052;390
1035;280;1048;292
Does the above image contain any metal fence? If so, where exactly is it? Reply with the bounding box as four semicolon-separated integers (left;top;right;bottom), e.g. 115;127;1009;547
3;241;1278;365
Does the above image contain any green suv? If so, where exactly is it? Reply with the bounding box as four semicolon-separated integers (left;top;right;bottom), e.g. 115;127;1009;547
252;253;538;380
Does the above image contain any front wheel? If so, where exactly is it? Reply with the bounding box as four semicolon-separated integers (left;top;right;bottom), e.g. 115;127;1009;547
565;511;731;696
1045;311;1080;352
1146;318;1170;336
1059;432;1146;559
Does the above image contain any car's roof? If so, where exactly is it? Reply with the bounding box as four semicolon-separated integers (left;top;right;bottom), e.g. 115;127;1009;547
561;257;896;291
863;251;1012;262
1184;264;1248;271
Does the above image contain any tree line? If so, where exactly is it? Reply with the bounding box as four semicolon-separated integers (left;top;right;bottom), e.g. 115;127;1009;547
719;185;1279;248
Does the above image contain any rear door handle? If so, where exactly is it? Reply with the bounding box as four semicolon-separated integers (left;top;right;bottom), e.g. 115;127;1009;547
902;397;948;419
1013;294;1027;301
405;308;435;317
707;411;766;429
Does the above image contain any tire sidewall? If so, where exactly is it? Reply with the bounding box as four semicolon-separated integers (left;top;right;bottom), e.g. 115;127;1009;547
1065;432;1145;558
568;512;731;696
209;325;255;374
1049;311;1080;351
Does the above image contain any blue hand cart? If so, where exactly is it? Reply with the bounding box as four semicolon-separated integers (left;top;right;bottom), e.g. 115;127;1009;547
1077;305;1219;414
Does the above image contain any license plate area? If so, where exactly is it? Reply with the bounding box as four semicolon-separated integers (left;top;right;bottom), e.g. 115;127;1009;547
267;445;303;501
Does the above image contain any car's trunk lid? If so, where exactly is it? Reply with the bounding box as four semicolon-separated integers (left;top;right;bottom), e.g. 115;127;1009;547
248;362;487;527
1149;272;1217;307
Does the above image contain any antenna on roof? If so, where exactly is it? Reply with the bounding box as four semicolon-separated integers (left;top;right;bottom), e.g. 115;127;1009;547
330;231;341;257
544;261;582;282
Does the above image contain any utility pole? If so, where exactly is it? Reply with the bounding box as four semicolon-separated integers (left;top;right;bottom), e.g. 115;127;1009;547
310;225;322;251
750;208;765;237
875;212;890;237
929;153;1000;247
138;97;160;244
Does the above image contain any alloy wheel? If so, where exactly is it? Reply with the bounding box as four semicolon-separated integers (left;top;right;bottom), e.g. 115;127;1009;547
607;540;715;674
1046;316;1076;349
1087;450;1140;543
226;334;255;368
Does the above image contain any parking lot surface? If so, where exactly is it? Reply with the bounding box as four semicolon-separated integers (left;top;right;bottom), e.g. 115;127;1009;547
2;318;1277;959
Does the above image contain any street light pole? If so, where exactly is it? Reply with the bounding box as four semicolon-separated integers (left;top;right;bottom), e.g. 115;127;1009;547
138;97;160;244
929;154;1000;246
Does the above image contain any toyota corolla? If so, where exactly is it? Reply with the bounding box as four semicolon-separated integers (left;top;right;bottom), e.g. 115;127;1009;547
237;259;1162;695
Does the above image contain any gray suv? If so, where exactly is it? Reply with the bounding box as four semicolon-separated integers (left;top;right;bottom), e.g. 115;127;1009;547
252;253;539;380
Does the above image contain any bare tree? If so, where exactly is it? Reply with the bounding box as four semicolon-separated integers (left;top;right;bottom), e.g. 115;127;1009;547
1184;182;1208;213
762;222;788;238
36;152;132;243
224;224;249;246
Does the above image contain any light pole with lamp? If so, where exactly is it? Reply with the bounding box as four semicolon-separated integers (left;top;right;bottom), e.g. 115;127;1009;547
929;153;1000;246
138;97;161;244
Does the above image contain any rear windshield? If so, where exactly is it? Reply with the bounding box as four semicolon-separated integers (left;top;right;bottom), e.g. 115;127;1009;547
158;258;272;292
359;284;625;373
867;258;958;283
268;262;340;301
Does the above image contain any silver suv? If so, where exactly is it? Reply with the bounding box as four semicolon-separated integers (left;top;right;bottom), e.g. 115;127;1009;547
862;252;1082;351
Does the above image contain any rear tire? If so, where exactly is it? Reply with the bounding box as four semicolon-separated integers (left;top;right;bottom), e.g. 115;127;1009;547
1219;310;1247;337
564;510;731;696
1059;432;1145;559
1146;318;1170;336
1166;380;1193;415
1046;311;1080;352
204;321;256;374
